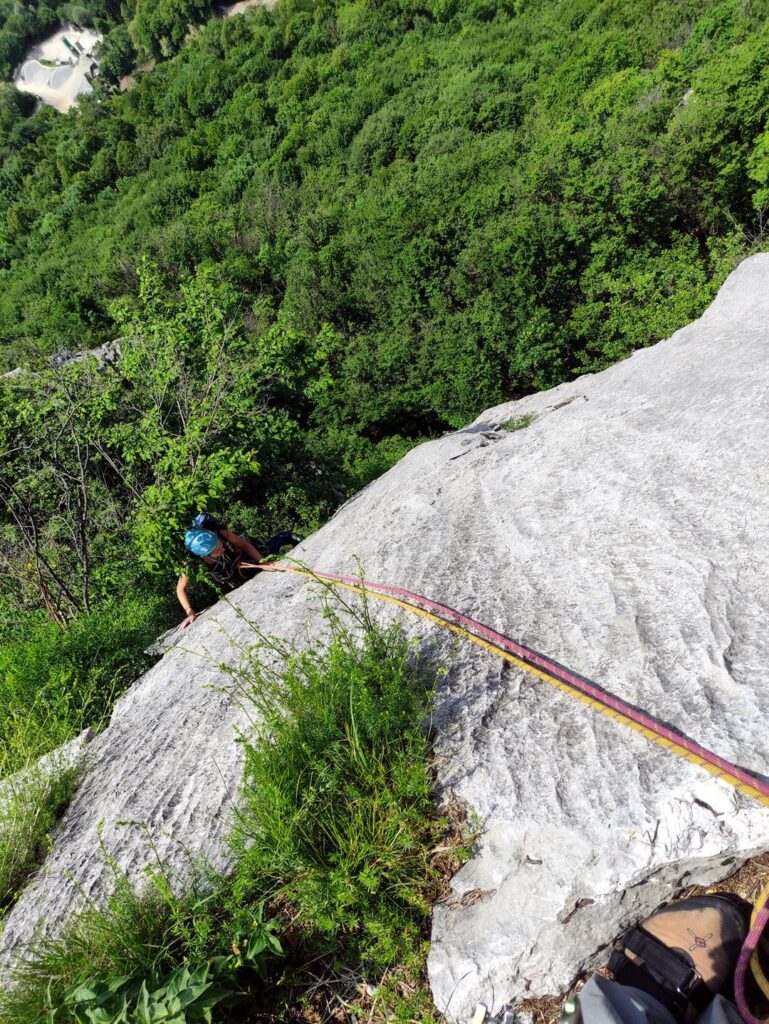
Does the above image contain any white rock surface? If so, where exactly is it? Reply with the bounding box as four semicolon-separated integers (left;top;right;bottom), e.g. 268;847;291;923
14;27;100;114
2;256;769;1019
19;27;100;67
217;0;277;18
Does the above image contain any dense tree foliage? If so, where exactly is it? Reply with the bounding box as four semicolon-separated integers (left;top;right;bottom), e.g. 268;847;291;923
126;0;213;59
2;0;768;413
0;261;328;618
1;0;769;769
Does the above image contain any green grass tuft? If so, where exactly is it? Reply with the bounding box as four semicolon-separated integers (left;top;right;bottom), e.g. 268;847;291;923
0;593;178;782
226;595;451;976
502;413;536;432
0;848;283;1024
0;764;80;921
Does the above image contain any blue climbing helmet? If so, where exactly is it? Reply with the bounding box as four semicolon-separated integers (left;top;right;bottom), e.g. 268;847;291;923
184;528;219;557
185;513;226;557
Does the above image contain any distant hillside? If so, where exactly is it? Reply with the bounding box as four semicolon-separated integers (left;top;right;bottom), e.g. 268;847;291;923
1;0;769;421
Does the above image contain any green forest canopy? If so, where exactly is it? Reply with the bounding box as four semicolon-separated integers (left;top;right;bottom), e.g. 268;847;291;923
3;1;769;408
1;0;768;729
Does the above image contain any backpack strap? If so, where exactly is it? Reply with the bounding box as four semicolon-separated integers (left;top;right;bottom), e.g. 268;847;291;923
192;512;226;532
609;926;711;1018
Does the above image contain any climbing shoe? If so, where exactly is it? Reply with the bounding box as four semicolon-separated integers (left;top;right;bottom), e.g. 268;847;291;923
259;530;302;557
609;894;748;1022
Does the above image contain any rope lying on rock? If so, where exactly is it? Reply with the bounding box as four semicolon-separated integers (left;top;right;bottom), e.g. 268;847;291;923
249;563;769;810
248;563;769;1017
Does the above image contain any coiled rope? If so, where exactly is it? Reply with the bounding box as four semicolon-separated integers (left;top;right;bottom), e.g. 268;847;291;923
734;881;769;1023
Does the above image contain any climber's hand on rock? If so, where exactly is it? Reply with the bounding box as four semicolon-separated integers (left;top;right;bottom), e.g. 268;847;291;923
180;611;197;629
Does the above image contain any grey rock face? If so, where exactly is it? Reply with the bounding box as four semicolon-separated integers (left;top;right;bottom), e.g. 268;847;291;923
0;730;92;818
2;339;121;379
2;256;769;1021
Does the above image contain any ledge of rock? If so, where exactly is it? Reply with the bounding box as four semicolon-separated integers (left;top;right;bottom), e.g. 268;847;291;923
2;255;769;1021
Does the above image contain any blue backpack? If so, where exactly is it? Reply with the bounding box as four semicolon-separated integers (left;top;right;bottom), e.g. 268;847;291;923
190;512;226;533
190;513;302;558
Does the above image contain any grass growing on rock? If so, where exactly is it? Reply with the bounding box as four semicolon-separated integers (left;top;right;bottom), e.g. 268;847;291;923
0;594;177;937
0;593;178;780
0;764;80;921
227;596;449;974
0;598;468;1023
502;413;536;432
0;851;285;1024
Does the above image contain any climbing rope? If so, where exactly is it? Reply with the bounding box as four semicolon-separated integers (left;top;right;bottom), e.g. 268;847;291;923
749;880;769;999
248;563;769;811
734;880;769;1023
248;561;769;1016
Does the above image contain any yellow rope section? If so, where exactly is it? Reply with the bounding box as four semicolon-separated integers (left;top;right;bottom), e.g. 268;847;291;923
248;564;769;809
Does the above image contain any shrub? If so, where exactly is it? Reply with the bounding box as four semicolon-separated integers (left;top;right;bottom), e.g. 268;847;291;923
0;853;283;1024
227;589;455;974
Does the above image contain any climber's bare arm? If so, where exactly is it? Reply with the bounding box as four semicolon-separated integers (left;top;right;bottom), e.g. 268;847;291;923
176;574;197;628
221;528;263;563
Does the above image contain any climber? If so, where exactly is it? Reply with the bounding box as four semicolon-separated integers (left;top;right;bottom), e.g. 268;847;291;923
560;894;748;1024
176;512;301;628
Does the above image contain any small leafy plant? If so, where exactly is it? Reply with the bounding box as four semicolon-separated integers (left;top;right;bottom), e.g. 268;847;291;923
50;912;283;1024
52;960;235;1024
502;413;535;432
226;585;463;978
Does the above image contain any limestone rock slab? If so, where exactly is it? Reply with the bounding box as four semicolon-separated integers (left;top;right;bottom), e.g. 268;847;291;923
2;257;769;1022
